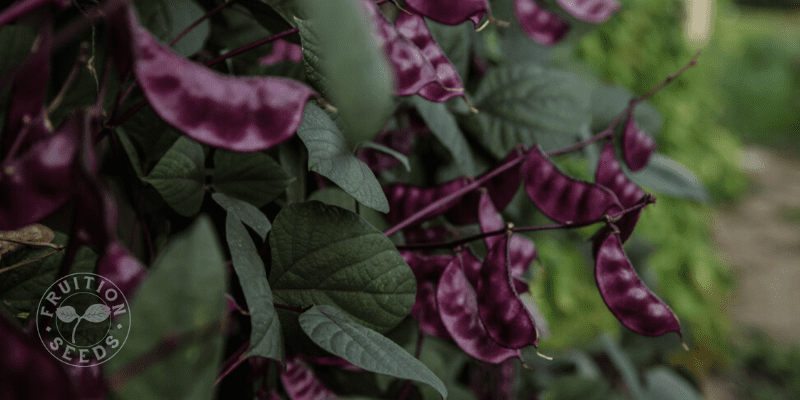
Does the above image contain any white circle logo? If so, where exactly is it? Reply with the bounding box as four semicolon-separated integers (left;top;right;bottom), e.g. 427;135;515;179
36;273;131;366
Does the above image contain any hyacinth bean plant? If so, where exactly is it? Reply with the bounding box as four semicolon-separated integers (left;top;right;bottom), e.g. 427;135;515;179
0;0;709;398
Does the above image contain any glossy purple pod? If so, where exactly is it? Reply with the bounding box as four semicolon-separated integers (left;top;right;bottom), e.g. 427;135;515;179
260;39;302;66
400;251;453;282
514;0;570;46
0;116;79;230
400;251;453;337
2;24;53;157
95;240;147;299
556;0;620;23
446;148;524;225
403;0;490;27
460;247;483;288
523;145;623;225
384;177;469;226
476;191;536;277
593;229;683;338
0;313;75;400
395;12;466;103
595;142;644;242
437;256;520;363
280;358;341;400
622;114;656;172
477;234;539;349
132;22;315;152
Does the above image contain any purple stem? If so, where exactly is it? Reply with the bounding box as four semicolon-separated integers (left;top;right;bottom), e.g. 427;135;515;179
215;339;251;386
169;0;234;48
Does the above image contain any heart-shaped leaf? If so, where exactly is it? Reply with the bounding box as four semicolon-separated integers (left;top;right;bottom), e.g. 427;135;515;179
299;305;447;399
212;193;271;240
269;201;415;333
142;136;205;217
212;150;293;208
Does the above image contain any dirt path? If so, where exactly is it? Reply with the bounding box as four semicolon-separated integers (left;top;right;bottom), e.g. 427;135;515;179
711;147;800;344
702;147;800;399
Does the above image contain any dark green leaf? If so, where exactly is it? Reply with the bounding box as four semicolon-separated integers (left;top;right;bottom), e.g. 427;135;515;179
142;136;206;217
119;103;182;174
410;96;477;175
471;63;591;157
359;141;411;172
258;0;306;26
628;154;710;202
134;0;210;57
225;214;283;361
643;367;703;400
298;0;395;147
116;127;144;178
212;150;293;207
297;104;389;213
0;232;96;317
307;187;389;232
278;137;308;204
296;18;331;99
212;193;271;240
269;202;415;332
105;217;226;400
299;305;447;399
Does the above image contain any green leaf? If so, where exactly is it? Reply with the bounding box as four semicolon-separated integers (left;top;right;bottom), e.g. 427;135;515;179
628;154;710;202
269;202;415;332
105;217;226;400
119;102;182;175
471;63;591;157
307;187;389;232
257;0;306;26
142;136;206;217
643;367;703;400
212;193;271;240
134;0;210;57
601;334;645;400
299;305;447;399
0;232;97;317
279;137;308;204
225;214;283;361
296;18;331;99
410;96;478;175
297;104;389;213
116;127;144;178
298;0;395;147
359;141;411;172
212;150;293;207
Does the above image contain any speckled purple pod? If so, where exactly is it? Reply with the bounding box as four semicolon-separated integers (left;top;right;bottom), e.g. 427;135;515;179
403;0;490;27
593;229;683;338
384;178;469;226
401;251;454;337
523;145;622;225
596;142;645;242
280;359;341;400
395;13;466;103
556;0;620;23
622;114;656;172
476;235;538;349
477;191;536;277
514;0;570;46
132;25;314;152
437;256;520;363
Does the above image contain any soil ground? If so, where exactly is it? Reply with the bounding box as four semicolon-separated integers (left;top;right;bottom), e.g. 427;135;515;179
703;147;800;399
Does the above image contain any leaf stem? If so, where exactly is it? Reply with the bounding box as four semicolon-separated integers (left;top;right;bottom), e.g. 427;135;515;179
214;338;251;386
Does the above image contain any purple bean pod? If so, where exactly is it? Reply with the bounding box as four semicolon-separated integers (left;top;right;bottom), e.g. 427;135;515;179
437;256;520;363
2;24;53;157
477;190;536;277
514;0;571;46
400;251;453;337
595;141;645;242
280;358;341;400
0;115;79;230
523;145;623;225
130;15;315;152
384;177;470;226
395;12;466;103
95;240;147;300
0;0;70;28
402;0;490;27
555;0;621;23
476;234;539;349
593;228;683;338
446;148;523;225
622;113;656;172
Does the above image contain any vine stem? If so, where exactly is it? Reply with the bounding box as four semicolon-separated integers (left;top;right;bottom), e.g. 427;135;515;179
383;52;702;239
214;339;251;386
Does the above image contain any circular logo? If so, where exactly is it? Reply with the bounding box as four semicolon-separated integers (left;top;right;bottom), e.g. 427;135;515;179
36;273;131;366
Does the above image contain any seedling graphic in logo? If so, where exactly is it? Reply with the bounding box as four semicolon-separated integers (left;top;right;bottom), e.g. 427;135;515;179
37;273;131;367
